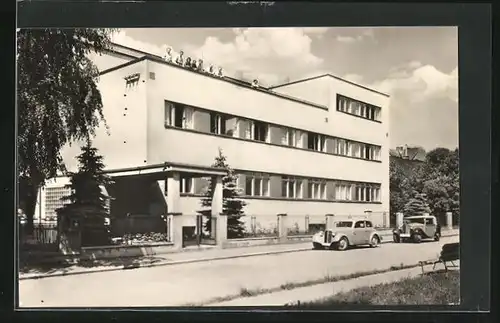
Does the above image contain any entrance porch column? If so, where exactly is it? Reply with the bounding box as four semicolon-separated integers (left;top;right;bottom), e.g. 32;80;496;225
277;213;288;242
166;172;183;250
167;172;181;213
211;175;223;217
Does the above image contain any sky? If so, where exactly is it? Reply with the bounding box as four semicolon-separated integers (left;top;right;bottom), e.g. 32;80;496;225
112;27;458;151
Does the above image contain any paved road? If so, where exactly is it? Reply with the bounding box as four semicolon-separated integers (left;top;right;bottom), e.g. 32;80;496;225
19;236;458;307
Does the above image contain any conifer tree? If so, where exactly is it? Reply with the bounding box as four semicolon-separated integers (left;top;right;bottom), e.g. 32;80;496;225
57;140;113;246
403;190;431;217
200;149;247;238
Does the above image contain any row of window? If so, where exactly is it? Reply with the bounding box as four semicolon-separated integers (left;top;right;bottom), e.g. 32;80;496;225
242;174;381;202
164;101;382;161
173;174;381;202
337;95;382;122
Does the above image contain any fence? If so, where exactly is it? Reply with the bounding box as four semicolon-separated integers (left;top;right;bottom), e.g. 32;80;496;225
286;215;326;236
19;222;59;251
227;213;390;240
236;215;279;239
108;214;170;246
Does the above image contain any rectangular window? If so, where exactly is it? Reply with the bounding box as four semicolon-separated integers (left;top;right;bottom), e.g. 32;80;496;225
253;121;269;142
282;176;302;198
308;133;326;152
164;101;193;129
245;174;270;197
360;103;366;117
365;146;372;160
281;127;297;147
180;177;193;194
210;112;227;135
245;176;253;195
365;187;371;202
308;179;326;199
164;102;174;126
335;139;346;155
352;142;361;158
335;183;349;200
337;95;382;122
295;130;304;148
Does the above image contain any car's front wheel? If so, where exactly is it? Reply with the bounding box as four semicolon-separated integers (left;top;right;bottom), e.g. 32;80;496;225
313;242;324;250
412;232;422;243
336;237;349;251
370;235;380;247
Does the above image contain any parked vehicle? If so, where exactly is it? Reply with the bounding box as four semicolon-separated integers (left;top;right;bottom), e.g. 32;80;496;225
312;218;382;251
393;215;441;243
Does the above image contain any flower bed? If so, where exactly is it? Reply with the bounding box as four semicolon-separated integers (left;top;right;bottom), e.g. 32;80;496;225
110;232;170;246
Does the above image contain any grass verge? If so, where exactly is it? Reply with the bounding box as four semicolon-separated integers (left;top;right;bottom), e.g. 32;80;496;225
187;262;422;306
289;270;460;306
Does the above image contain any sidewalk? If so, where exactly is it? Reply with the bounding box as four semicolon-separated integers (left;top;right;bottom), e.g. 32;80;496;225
19;241;312;280
19;229;459;281
209;264;458;306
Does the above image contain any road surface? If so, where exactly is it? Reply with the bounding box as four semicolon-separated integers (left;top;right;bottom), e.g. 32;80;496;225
19;236;459;307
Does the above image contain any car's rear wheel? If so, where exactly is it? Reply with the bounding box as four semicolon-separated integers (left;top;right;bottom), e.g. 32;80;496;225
337;237;349;251
370;235;380;247
393;233;401;243
412;232;422;243
434;233;441;241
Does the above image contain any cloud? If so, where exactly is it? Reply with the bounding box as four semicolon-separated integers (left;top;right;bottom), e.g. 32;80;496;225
368;62;459;150
371;63;458;103
189;28;325;86
336;36;360;43
336;28;376;44
341;73;364;84
110;28;325;87
111;30;181;60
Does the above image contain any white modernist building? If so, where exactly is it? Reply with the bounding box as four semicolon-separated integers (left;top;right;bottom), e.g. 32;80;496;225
37;43;390;231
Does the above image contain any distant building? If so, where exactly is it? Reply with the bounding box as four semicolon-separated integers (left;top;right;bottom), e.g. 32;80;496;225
391;144;426;162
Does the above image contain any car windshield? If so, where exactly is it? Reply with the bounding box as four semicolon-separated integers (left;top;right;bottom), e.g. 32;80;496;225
405;218;427;224
335;221;353;228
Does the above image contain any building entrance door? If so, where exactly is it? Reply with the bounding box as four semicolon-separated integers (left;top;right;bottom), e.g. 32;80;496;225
182;215;216;247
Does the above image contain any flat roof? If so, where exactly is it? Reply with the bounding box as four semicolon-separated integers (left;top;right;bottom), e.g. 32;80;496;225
269;74;390;98
99;55;330;110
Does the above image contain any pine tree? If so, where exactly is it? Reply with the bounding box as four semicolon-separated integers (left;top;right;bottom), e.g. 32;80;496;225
56;140;114;246
403;190;431;217
200;149;247;238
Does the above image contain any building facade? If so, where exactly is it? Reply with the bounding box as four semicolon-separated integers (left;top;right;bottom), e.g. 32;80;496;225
44;43;390;231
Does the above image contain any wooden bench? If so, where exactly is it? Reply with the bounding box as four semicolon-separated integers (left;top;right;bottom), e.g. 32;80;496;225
419;242;459;274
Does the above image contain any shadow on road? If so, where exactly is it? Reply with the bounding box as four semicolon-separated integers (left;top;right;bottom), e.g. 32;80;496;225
19;252;170;275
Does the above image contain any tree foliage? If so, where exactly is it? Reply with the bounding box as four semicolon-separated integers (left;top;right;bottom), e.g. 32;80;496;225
17;28;115;232
390;147;459;224
421;148;460;221
56;141;113;246
200;149;247;239
403;191;431;217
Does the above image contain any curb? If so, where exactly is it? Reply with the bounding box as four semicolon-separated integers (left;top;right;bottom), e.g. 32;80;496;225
19;233;459;281
19;247;312;281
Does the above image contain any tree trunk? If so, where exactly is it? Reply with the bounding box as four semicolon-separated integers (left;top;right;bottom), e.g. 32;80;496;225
19;177;42;235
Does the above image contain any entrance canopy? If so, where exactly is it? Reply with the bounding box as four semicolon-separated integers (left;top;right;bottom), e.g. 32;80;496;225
103;161;227;180
103;161;225;218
